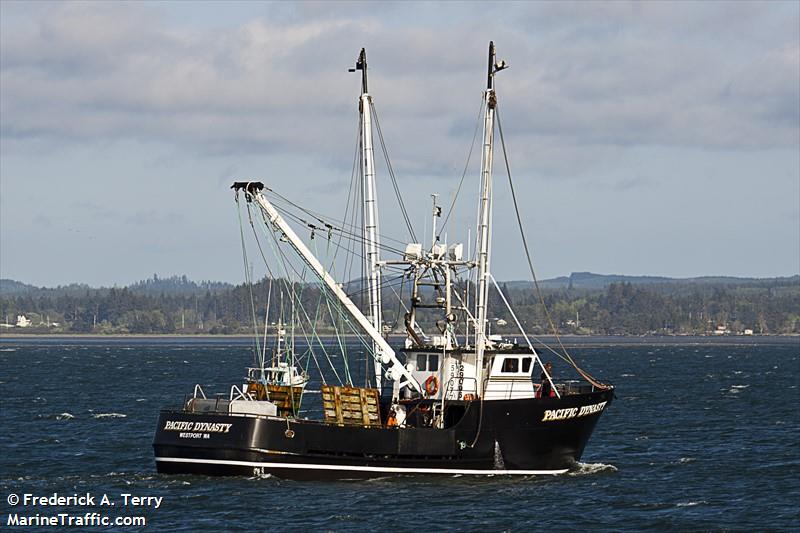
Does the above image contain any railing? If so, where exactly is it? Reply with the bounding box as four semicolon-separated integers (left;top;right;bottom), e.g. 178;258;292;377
229;384;251;401
184;395;229;414
557;380;596;396
437;376;478;428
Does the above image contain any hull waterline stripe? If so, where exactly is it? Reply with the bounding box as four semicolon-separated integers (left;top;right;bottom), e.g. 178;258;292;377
154;456;568;475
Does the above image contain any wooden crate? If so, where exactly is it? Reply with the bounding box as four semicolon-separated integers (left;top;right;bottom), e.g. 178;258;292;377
321;385;381;427
266;384;304;416
246;382;303;416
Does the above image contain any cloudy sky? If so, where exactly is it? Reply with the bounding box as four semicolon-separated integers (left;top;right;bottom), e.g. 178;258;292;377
1;1;798;287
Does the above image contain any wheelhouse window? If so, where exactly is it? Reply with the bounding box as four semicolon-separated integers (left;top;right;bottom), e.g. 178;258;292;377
416;353;440;371
521;357;532;373
501;357;519;373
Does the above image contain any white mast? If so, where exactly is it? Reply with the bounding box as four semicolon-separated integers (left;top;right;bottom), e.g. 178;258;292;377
233;182;422;395
474;41;507;397
352;48;384;390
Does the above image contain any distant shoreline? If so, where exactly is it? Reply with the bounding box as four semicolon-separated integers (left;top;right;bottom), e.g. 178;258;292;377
1;333;797;346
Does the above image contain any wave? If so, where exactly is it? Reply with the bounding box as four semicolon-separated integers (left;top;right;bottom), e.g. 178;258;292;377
56;412;75;420
568;462;618;476
676;500;707;507
91;412;127;419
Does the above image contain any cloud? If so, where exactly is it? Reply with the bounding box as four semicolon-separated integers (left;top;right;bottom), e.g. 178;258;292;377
1;1;797;285
3;1;796;182
612;176;653;192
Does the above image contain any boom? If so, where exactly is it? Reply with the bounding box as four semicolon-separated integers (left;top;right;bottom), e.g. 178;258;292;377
232;181;422;395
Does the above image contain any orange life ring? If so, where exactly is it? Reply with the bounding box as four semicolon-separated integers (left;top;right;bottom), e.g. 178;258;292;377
424;375;439;396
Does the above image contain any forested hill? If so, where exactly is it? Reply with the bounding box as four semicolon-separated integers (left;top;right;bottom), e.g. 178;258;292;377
1;273;797;335
504;272;799;290
0;275;231;298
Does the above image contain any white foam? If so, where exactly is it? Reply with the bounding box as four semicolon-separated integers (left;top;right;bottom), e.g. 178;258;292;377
56;412;75;420
676;501;706;507
568;462;618;476
92;413;127;419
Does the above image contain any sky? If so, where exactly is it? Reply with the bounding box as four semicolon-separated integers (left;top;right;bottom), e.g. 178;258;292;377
1;0;798;287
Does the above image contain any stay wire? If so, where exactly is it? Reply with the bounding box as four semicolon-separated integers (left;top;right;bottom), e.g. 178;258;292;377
269;199;408;257
370;102;417;243
235;193;262;362
440;98;485;237
264;187;411;251
495;108;609;390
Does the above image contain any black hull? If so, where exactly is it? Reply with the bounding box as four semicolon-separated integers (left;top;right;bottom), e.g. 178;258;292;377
153;388;613;480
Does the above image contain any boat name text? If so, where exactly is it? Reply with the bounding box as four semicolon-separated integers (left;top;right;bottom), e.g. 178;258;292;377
163;420;233;433
542;401;607;422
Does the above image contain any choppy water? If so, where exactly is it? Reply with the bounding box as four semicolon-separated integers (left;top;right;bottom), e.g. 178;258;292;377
1;337;798;531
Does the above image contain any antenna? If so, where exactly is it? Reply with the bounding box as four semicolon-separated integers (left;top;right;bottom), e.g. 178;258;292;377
349;48;368;94
486;40;509;90
431;193;441;247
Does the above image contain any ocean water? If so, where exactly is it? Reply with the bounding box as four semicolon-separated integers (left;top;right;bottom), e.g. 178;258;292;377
0;337;798;532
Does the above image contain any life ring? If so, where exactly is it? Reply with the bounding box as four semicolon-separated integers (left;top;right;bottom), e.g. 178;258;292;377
424;375;439;396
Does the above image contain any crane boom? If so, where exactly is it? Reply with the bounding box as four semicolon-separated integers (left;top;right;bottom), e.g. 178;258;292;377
232;181;422;395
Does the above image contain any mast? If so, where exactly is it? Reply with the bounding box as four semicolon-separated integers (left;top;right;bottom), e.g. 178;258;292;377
474;41;507;396
351;48;384;389
232;182;422;395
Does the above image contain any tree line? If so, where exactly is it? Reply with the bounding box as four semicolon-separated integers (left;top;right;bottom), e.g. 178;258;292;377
1;275;798;335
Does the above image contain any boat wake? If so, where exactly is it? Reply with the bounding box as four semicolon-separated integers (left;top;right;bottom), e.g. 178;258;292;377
676;500;707;507
567;462;617;476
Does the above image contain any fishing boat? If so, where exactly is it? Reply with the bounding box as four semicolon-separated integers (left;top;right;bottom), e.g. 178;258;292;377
153;42;614;479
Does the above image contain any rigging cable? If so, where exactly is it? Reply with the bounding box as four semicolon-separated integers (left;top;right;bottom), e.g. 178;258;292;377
249;192;395;386
268;199;408;257
439;98;485;238
235;192;263;363
259;205;378;383
495;109;609;390
370;102;417;243
252;204;340;385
